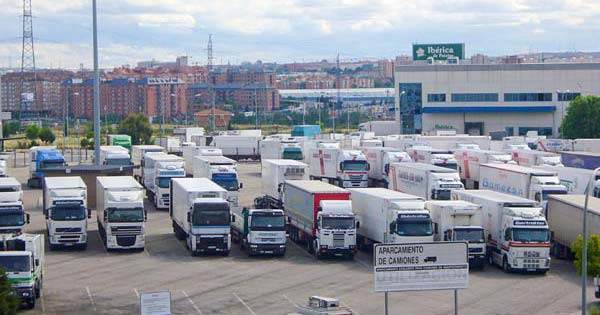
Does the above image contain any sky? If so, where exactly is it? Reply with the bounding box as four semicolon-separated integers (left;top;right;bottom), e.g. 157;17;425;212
0;0;599;69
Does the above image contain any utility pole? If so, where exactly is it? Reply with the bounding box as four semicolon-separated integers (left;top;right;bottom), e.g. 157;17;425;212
92;0;100;165
20;0;37;120
207;34;215;131
334;53;340;133
254;89;258;129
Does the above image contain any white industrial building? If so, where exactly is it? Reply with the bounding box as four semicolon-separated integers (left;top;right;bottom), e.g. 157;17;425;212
395;63;600;137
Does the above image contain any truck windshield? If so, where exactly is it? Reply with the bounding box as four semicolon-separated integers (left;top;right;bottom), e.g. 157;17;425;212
341;161;368;172
433;189;451;200
0;211;24;227
41;161;64;169
51;206;86;221
213;178;239;191
542;189;567;201
321;216;354;230
0;256;30;272
251;214;285;230
512;228;549;242
157;177;173;189
193;203;230;226
107;207;144;223
454;228;485;243
434;163;458;170
282;150;303;160
396;220;433;236
105;158;131;166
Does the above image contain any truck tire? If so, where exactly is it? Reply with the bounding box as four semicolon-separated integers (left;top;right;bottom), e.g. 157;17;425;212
307;238;313;253
502;256;512;273
35;280;41;298
488;253;494;266
26;297;35;309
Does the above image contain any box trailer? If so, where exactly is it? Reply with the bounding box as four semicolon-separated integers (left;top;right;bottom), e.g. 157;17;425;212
407;146;458;170
212;135;260;160
99;145;131;166
143;154;185;209
260;138;304;160
454;148;515;188
255;159;308;209
284;180;356;259
308;148;369;188
154;137;182;155
106;134;132;151
361;147;412;187
131;145;166;181
561;151;600;170
388;162;464;200
573;139;600;153
291;125;321;138
173;127;205;143
508;149;563;167
534;165;600;197
358;120;397;136
182;145;222;176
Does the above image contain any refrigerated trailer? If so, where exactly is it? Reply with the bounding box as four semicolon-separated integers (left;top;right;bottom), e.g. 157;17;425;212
255;159;308;209
407;146;458;170
182;145;222;176
308;148;369;188
533;165;600;197
131;145;166;181
388;162;464;200
361;146;412;187
509;149;563;167
454;148;515;189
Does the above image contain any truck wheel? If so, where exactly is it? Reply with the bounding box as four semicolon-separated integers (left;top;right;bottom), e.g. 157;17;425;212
502;256;512;273
307;239;313;253
488;253;494;266
35;280;41;298
26;297;35;309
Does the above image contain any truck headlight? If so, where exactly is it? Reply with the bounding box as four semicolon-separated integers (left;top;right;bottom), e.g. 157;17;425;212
250;244;258;248
320;245;328;249
22;292;30;297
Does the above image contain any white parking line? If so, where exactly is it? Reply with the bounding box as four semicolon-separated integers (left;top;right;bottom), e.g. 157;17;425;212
85;286;97;312
282;294;297;307
355;257;371;270
182;290;203;315
134;288;140;298
233;292;257;315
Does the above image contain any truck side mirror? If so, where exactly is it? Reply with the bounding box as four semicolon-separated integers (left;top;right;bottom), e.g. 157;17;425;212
103;212;107;222
433;223;438;234
87;208;92;219
144;210;148;222
317;206;322;212
277;183;282;193
239;183;243;189
35;259;39;267
26;213;30;224
550;231;555;241
367;164;371;171
389;222;396;234
356;221;360;229
339;162;343;170
187;213;191;223
231;214;235;223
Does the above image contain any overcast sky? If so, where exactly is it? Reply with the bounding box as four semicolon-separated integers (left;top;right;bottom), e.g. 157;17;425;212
0;0;599;69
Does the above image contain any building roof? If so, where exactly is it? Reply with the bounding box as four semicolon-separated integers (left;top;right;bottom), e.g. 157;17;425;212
395;62;600;73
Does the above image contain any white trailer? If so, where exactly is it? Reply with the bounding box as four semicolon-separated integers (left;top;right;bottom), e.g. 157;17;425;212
388;162;464;200
454;148;515;188
420;135;491;151
170;178;231;255
533;165;600;197
131;145;165;181
0;177;27;235
452;190;550;273
426;200;486;268
154;137;182;155
348;188;431;248
308;148;369;188
96;176;145;250
212;135;260;160
260;138;304;160
573;139;600;153
358;120;397;136
0;234;44;309
144;154;186;209
182;145;222;176
43;177;89;249
173;127;205;143
256;159;308;209
479;163;567;210
361;147;411;186
99;145;131;166
193;155;241;212
231;208;286;256
407;146;458;170
284;180;356;259
509;149;563;167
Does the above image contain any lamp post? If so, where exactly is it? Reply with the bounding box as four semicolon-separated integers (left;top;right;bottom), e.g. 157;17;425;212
193;93;202;127
170;93;177;129
397;90;406;134
582;167;600;315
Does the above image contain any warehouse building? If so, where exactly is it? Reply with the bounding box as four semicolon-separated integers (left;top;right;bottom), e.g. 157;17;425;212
395;63;600;136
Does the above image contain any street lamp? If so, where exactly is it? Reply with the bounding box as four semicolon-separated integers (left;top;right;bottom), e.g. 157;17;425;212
192;93;202;127
581;167;600;315
397;90;406;134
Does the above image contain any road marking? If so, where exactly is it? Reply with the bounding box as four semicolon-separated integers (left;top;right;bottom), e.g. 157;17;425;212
134;288;140;298
355;257;371;270
282;294;297;307
233;292;257;315
182;290;203;315
86;286;97;312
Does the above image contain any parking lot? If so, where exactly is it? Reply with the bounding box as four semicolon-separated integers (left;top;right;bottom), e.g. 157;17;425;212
7;162;598;315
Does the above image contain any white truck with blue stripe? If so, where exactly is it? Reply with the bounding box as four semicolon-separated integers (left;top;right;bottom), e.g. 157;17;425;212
171;178;232;256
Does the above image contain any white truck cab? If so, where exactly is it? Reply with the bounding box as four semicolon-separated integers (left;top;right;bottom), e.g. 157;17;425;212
315;200;357;257
145;154;185;209
0;177;27;235
43;177;89;249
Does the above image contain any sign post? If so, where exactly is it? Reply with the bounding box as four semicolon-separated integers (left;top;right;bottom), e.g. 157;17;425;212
140;291;171;315
374;242;469;314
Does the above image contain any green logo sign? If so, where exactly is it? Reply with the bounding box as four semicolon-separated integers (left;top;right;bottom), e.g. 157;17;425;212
435;124;454;130
413;43;465;61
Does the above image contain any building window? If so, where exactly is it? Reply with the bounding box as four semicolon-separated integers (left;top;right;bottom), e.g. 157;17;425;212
451;93;498;102
504;93;552;102
557;92;581;102
427;93;446;103
518;127;553;136
399;83;422;134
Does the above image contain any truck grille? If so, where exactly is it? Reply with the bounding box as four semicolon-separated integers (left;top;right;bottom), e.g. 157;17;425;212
55;227;82;233
116;236;137;247
468;247;483;253
199;236;227;247
349;175;363;181
523;251;540;258
332;233;345;248
111;226;142;236
58;235;81;242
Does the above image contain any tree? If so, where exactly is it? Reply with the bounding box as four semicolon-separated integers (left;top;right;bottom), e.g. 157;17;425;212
2;122;19;138
560;95;600;139
118;114;153;145
0;267;18;315
24;124;40;141
39;127;56;144
572;234;600;277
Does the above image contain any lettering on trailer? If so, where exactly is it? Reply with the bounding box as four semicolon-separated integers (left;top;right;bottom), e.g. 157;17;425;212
0;206;23;212
374;242;469;292
480;177;525;197
513;220;546;226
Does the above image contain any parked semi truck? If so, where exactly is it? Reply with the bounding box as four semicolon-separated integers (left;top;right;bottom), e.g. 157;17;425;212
407;146;458;170
0;234;44;309
170;178;232;255
143;153;185;209
96;176;146;250
43;177;89;249
260;138;304;160
106;134;132;151
154;136;182;155
361;146;412;187
255;159;308;209
349;188;431;248
173;127;205;143
508;149;563;167
131;145;165;182
561;151;600;170
231;207;286;256
308;148;369;188
454;148;514;188
388;162;464;200
284;180;357;259
479;163;567;210
211;134;261;160
99;145;131;166
426;200;486;268
0;177;27;235
193;155;242;211
182;145;222;176
533;165;600;197
28;148;66;188
452;190;550;273
358;120;397;136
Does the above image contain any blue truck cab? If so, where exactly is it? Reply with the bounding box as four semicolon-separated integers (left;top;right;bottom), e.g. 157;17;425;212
28;149;66;188
291;125;321;138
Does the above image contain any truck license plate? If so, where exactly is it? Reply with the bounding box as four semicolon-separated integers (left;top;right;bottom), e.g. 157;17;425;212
468;255;474;259
527;268;536;272
264;251;273;254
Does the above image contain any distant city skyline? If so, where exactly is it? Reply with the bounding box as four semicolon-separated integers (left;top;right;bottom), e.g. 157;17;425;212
0;0;599;69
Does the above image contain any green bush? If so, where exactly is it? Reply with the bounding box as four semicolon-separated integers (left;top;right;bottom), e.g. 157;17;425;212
0;267;18;314
572;234;600;277
39;127;56;144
